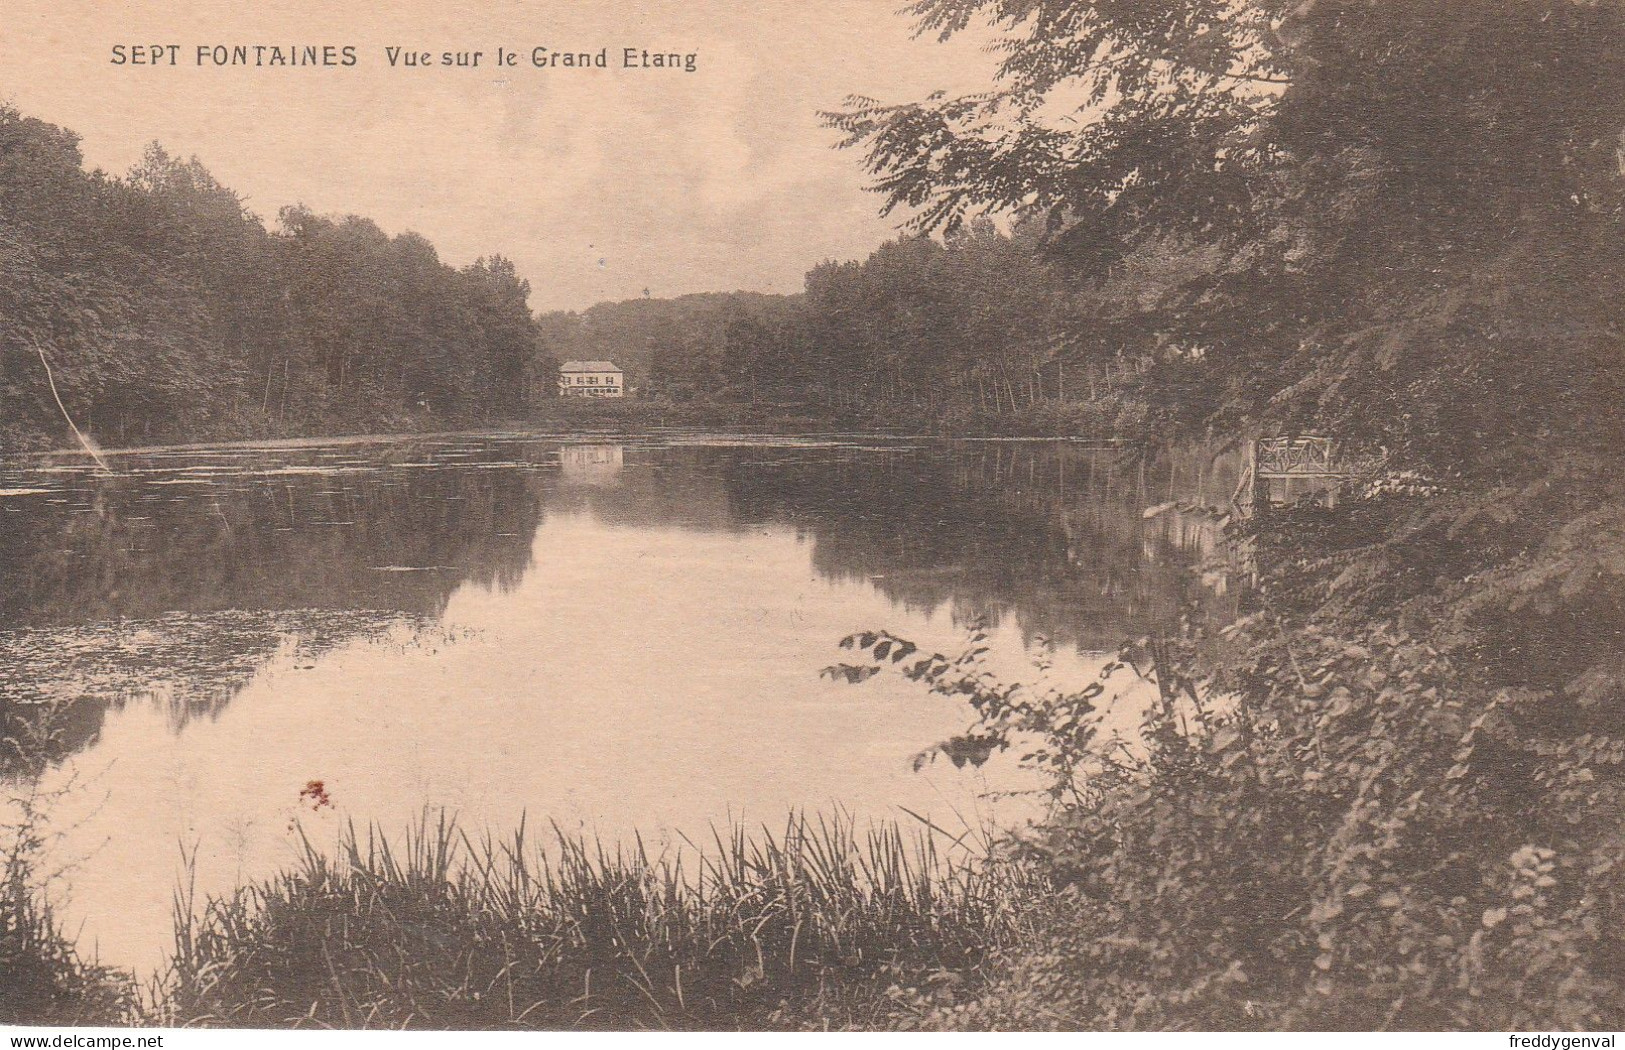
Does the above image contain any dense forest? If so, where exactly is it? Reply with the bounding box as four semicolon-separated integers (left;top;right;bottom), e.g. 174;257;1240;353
538;222;1156;434
1;105;538;453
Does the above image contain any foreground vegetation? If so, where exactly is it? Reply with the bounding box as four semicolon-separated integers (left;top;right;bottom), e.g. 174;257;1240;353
2;742;134;1025
0;812;1023;1029
153;814;1029;1030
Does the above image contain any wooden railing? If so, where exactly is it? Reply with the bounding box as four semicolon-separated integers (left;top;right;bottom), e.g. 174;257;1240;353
1234;436;1356;517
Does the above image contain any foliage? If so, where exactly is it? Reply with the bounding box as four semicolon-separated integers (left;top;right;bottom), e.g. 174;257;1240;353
158;812;1033;1030
837;494;1625;1029
828;0;1625;465
591;181;1155;440
0;709;135;1025
818;2;1625;1027
0;110;541;452
536;222;1153;435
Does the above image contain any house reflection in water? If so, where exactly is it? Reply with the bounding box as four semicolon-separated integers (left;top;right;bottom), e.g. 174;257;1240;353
559;444;625;487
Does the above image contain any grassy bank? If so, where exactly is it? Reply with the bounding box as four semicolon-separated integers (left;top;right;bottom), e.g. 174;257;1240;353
150;813;1032;1030
0;868;132;1025
1;763;135;1025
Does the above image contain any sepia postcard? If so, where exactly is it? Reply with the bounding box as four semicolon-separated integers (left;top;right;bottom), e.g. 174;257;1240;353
2;0;1623;1040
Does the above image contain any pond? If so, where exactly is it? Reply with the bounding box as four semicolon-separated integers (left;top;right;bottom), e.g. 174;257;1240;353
0;432;1237;975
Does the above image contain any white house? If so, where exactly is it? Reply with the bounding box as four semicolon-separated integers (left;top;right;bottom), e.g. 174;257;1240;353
558;360;625;398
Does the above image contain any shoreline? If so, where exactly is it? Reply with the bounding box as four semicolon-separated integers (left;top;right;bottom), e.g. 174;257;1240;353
13;419;1137;463
3;389;1152;463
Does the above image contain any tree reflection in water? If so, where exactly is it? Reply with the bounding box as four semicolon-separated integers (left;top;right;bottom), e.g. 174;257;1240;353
0;435;1232;775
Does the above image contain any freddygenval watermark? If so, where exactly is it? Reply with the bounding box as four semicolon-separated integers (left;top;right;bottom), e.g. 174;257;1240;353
1508;1037;1617;1049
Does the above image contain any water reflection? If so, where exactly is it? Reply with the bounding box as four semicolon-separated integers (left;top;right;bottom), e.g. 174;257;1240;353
0;443;541;627
0;437;1240;770
721;442;1237;650
0;433;1233;973
0;438;545;771
559;443;625;486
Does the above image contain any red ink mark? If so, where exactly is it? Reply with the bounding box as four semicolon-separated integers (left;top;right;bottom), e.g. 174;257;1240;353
299;779;333;811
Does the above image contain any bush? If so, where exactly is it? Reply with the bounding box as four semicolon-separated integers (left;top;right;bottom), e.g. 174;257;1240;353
837;534;1625;1031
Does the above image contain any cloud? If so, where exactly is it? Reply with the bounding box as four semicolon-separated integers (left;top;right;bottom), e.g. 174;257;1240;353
1;0;1000;309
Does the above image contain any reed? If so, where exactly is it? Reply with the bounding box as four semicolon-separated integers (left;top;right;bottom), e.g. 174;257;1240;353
1;763;135;1025
157;811;1035;1029
0;864;134;1024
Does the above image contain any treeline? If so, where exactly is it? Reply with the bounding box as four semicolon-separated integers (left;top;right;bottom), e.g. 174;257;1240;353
537;221;1158;434
534;290;803;401
0;106;537;452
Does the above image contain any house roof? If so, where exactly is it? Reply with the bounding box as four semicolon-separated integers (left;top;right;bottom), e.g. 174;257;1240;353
559;360;621;372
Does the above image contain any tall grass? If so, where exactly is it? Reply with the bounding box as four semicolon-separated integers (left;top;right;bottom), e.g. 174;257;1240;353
158;812;1036;1029
0;860;133;1024
1;711;135;1025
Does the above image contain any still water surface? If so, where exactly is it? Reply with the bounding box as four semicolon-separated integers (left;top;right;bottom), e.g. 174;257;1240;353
0;432;1232;973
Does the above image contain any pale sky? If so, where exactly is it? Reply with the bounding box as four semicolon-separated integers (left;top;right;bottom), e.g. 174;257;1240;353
0;0;1001;310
